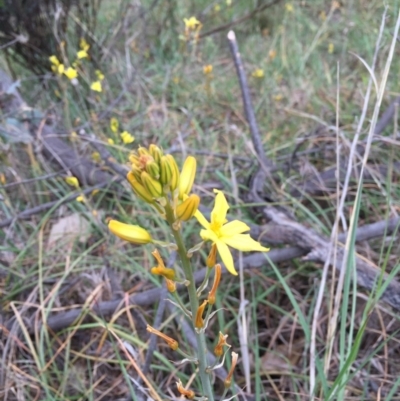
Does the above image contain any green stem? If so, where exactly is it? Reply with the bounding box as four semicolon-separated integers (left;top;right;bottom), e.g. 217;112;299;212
165;204;214;401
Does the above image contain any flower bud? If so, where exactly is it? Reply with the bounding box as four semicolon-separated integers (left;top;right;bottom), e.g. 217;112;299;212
166;154;180;191
179;156;196;198
141;171;163;198
149;144;163;163
176;194;200;221
145;160;160;180
108;220;152;244
138;146;150;157
127;171;154;203
160;155;173;186
165;278;176;292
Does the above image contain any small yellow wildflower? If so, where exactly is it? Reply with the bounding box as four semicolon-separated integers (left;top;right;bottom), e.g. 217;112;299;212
203;64;213;75
95;70;105;81
49;55;60;66
328;43;334;54
252;68;264;78
70;131;78;139
107;138;115;145
319;10;327;21
194;190;269;275
63;67;78;80
120;131;135;144
77;49;88;59
80;38;90;51
184;16;201;30
76;195;85;202
90;81;102;92
65;176;79;188
91;189;99;196
273;93;283;101
91;152;101;162
110;118;119;133
285;3;294;12
214;4;221;12
226;0;232;5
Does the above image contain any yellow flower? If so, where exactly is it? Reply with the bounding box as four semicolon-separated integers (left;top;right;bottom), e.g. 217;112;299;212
285;3;294;12
91;151;101;162
120;131;135;144
184;16;201;30
77;49;88;59
107;138;115;145
203;64;213;75
49;55;60;66
95;70;105;81
76;195;85;202
194;190;269;275
252;68;264;78
108;220;152;244
80;38;90;51
63;67;78;80
65;176;79;188
328;43;334;54
110;117;119;133
226;0;232;5
57;64;65;75
214;4;220;12
90;81;102;92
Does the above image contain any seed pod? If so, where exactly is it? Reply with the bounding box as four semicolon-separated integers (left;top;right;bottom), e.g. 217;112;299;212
141;171;163;198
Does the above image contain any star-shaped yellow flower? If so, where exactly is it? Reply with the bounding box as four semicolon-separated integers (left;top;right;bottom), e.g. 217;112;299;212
195;190;269;275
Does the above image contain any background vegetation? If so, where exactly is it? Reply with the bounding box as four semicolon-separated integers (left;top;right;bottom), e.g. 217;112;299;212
2;0;400;400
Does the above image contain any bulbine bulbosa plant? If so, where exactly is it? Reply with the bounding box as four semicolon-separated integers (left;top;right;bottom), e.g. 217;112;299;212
108;145;269;400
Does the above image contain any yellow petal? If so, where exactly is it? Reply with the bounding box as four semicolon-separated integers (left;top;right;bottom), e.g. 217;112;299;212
110;117;119;133
108;220;152;244
194;209;210;230
216;240;237;275
220;220;250;237
200;228;219;243
222;234;270;252
211;189;229;226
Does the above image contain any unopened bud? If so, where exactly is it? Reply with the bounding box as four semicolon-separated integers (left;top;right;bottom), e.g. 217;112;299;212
160;155;173;186
138;146;150;157
176;194;200;221
141;171;163;197
127;171;154;203
166;154;180;191
165;278;176;292
149;144;163;163
145;160;160;180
